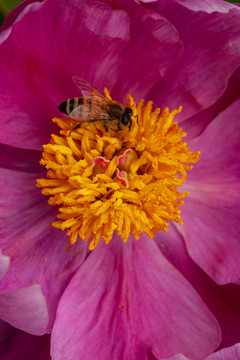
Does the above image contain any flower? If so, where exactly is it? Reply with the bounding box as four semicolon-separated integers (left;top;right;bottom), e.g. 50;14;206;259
0;0;240;359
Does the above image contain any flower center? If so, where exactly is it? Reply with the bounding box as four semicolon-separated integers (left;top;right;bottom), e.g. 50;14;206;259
37;90;200;250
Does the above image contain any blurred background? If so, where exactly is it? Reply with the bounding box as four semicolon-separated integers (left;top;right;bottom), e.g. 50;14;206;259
0;0;22;25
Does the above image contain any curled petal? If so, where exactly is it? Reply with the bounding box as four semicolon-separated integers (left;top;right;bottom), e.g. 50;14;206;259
206;343;240;360
51;235;220;360
0;285;48;335
0;250;10;281
179;98;240;284
0;167;88;333
0;0;182;150
155;223;240;349
0;319;51;359
173;0;239;14
146;2;240;122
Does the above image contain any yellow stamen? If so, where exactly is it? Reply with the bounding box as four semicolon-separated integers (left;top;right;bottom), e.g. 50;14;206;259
37;92;200;250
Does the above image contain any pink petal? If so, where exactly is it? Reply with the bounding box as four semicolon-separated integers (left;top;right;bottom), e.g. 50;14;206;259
0;167;88;333
155;224;240;349
150;343;240;360
0;285;48;335
51;234;220;360
206;343;240;360
173;0;239;13
160;356;190;360
0;1;45;43
147;350;159;360
151;343;240;360
0;0;182;150
179;98;240;284
0;319;51;360
0;250;10;281
145;2;240;122
181;67;240;140
0;319;13;342
0;143;42;172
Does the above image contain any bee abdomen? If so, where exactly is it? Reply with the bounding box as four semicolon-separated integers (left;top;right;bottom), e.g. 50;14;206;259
58;98;83;115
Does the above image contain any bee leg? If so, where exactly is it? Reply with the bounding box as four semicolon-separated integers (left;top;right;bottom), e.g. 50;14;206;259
107;126;120;132
87;119;100;123
117;122;122;131
68;123;81;137
104;124;109;132
134;115;138;124
128;118;132;131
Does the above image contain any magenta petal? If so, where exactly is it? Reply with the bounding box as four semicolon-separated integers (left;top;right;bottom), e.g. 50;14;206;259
173;0;239;13
0;319;13;342
0;285;48;335
51;235;220;360
181;67;240;140
155;344;240;360
0;0;182;150
179;98;240;284
0;319;51;360
145;2;240;121
0;167;88;333
0;0;45;43
154;344;240;360
0;143;42;172
155;223;240;349
0;250;10;281
206;343;240;360
160;356;190;360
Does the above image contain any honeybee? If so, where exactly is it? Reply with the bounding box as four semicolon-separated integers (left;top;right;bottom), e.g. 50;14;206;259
58;76;133;133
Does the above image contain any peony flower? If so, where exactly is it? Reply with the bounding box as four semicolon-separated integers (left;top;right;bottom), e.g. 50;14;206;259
0;0;240;359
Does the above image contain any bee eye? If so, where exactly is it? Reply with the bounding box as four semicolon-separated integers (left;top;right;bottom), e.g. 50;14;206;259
121;113;130;125
126;108;132;116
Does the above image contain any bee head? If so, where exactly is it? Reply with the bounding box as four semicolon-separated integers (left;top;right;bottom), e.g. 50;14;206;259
121;107;133;127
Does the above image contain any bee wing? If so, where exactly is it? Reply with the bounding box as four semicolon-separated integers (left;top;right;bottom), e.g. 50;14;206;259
72;76;110;102
70;100;113;121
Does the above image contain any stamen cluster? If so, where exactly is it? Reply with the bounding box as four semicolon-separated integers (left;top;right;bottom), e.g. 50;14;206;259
37;94;200;250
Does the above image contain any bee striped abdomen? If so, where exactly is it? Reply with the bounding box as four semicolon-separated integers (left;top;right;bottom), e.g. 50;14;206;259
58;98;83;115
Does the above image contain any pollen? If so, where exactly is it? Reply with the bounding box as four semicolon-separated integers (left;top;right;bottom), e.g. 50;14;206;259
37;92;200;250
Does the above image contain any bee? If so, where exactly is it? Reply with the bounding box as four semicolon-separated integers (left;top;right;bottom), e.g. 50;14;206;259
58;76;133;134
